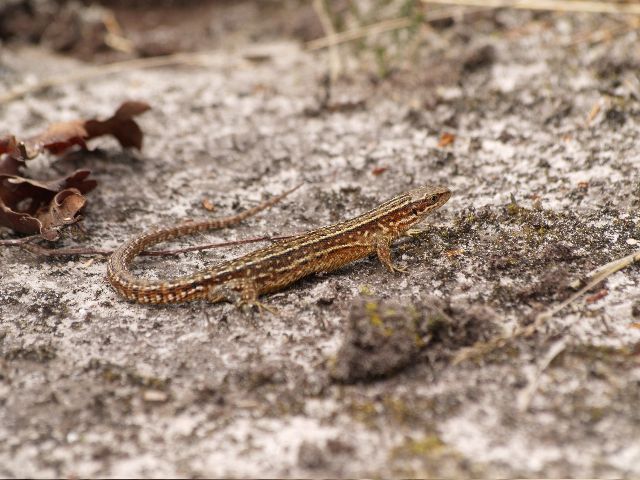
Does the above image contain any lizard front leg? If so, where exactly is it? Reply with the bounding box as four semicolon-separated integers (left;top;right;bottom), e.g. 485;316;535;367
375;237;407;273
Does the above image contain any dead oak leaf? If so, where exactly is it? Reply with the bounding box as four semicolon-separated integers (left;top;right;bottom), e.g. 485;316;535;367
0;169;96;210
0;152;23;176
0;135;21;160
23;121;88;159
438;132;456;148
84;100;151;150
0;169;96;238
2;100;150;162
0;101;149;239
0;201;41;237
36;189;86;241
0;188;85;241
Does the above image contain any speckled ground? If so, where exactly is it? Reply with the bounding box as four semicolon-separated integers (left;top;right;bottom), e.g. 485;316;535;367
1;9;640;477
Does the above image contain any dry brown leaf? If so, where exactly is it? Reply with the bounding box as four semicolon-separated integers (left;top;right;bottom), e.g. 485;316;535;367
0;199;42;236
36;189;86;240
84;100;151;149
438;132;456;148
0;100;150;239
202;198;216;211
24;121;88;158
0;153;23;176
585;288;608;304
0;169;96;210
0;135;22;160
1;100;150;162
0;170;96;238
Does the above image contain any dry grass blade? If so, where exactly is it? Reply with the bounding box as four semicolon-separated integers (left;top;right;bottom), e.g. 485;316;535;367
568;17;640;46
312;0;343;81
454;248;640;364
0;234;40;246
534;248;640;325
16;233;297;258
517;339;567;412
306;6;489;51
307;16;413;51
422;0;640;15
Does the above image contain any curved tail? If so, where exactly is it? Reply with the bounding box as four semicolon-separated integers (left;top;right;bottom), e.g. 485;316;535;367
106;184;302;303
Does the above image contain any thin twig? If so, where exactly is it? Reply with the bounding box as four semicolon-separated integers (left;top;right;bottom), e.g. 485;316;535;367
18;233;297;258
517;338;567;412
0;50;214;104
312;0;343;81
454;248;640;364
307;16;412;51
421;0;640;15
568;18;640;47
0;234;40;246
534;248;640;326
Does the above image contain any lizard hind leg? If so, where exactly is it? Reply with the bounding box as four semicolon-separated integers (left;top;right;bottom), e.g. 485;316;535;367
206;278;277;317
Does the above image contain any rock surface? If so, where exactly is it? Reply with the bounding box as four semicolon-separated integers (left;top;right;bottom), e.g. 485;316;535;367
1;8;640;477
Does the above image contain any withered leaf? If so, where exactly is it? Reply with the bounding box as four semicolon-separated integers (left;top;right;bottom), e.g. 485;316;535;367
37;189;86;241
2;100;150;162
0;153;22;176
0;101;149;239
0;169;96;211
438;132;456;148
0;135;21;160
84;100;151;150
0;188;86;241
0;200;41;237
24;121;88;158
0;170;96;238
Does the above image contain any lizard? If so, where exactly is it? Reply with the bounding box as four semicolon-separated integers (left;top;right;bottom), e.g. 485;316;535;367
107;184;451;310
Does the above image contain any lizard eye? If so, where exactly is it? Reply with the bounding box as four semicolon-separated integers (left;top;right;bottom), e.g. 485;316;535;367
430;195;439;203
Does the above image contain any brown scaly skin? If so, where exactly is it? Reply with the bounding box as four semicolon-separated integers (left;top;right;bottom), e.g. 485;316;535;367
107;184;451;309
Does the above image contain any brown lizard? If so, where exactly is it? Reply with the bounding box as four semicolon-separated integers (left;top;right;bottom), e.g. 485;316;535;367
107;184;451;309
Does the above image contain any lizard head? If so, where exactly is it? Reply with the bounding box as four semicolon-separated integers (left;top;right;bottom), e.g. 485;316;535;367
405;184;451;217
379;184;451;235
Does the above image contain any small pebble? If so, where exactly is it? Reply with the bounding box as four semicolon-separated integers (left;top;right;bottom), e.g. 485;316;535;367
143;390;168;402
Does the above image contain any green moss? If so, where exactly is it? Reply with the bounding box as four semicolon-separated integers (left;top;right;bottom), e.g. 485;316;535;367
405;435;446;455
364;301;394;336
586;406;606;423
382;396;433;426
348;399;379;426
358;284;375;296
506;201;522;217
390;434;486;477
390;434;449;462
365;301;383;328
